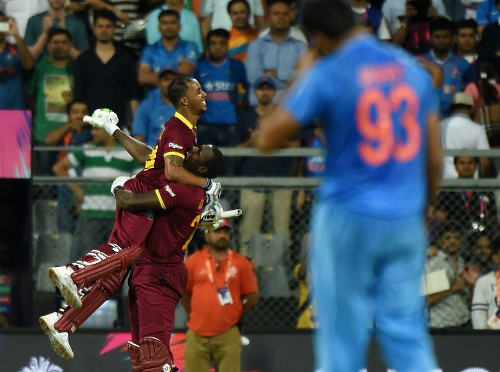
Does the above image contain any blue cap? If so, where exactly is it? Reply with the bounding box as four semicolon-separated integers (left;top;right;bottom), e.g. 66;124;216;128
254;75;278;89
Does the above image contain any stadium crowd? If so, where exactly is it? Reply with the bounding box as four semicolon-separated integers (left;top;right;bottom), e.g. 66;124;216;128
2;0;500;333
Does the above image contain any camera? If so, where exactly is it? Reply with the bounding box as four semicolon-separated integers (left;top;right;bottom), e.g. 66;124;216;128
407;0;431;22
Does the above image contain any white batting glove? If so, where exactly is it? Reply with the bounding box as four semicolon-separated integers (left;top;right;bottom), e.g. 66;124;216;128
202;179;221;206
90;108;119;136
201;201;223;225
111;176;132;196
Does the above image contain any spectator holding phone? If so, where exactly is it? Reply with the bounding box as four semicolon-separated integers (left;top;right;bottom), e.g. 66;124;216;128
0;12;34;109
388;0;446;55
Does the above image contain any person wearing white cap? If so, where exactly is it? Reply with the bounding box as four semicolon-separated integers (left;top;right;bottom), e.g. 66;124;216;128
440;91;491;179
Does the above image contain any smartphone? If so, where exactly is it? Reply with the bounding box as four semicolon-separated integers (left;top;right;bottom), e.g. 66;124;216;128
0;21;9;32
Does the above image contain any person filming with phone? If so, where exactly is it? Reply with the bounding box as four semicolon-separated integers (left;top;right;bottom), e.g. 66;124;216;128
0;11;34;109
390;0;443;55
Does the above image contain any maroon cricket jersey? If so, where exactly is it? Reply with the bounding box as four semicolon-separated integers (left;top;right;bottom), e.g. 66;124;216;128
142;182;205;265
134;112;197;189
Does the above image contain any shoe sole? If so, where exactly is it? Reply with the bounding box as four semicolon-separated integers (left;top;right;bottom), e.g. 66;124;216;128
48;268;82;309
39;316;74;359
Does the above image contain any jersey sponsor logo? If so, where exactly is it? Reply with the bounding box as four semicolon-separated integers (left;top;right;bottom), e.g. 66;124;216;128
164;185;176;197
168;142;183;150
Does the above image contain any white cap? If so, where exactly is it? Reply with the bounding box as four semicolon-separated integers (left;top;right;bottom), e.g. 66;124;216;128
451;92;474;107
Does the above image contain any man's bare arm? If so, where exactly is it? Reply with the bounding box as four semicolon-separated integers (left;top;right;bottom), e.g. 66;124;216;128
114;189;162;212
164;155;207;187
113;130;153;165
242;292;259;315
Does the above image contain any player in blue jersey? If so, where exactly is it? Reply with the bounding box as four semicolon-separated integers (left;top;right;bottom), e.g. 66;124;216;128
256;0;442;371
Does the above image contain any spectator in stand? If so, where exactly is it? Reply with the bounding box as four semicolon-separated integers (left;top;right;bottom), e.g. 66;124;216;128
464;57;500;110
476;0;500;35
469;231;497;275
146;0;203;53
73;10;140;130
201;0;265;43
52;127;138;261
246;0;306;105
44;100;91;148
423;17;476;115
45;100;92;233
25;0;89;61
27;28;74;175
139;9;198;89
384;0;447;55
182;219;259;372
471;236;500;329
455;19;479;65
440;92;491;179
436;156;497;232
132;67;177;146
478;11;500;58
1;0;48;39
227;0;258;62
461;0;486;21
425;222;478;329
0;12;34;109
350;0;391;41
195;28;248;149
235;76;298;255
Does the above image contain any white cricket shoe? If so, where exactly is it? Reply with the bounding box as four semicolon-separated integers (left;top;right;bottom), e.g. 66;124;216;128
48;266;81;309
39;312;74;359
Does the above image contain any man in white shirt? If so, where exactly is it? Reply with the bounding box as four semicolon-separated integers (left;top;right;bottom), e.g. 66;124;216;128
440;92;491;178
471;238;500;329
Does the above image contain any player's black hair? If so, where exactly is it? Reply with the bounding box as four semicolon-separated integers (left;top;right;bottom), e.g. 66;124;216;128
207;28;230;44
453;156;479;166
93;9;117;25
429;16;453;35
159;9;180;21
227;0;250;14
167;76;195;108
204;145;225;179
301;0;355;40
454;18;478;33
47;28;72;43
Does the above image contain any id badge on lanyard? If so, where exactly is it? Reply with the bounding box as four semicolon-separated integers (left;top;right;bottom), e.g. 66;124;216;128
206;252;233;306
487;270;500;329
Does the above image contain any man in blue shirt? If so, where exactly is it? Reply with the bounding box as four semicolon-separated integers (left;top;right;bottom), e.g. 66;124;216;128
245;0;305;105
138;9;198;89
195;28;248;148
256;0;442;370
477;0;500;33
0;12;34;109
423;16;476;116
132;68;177;146
145;0;203;53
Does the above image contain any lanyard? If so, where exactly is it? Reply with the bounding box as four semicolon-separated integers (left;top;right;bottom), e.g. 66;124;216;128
461;192;486;215
205;251;232;288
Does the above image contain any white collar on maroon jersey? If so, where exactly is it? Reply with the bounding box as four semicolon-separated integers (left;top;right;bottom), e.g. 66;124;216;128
175;112;194;131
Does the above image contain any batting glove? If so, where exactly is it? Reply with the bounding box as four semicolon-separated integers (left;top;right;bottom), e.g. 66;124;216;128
203;179;221;206
201;201;223;225
111;176;132;196
91;108;119;136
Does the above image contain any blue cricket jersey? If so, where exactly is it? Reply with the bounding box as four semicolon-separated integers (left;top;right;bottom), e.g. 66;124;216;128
424;51;474;115
139;39;199;74
132;89;176;146
195;58;248;125
285;35;439;218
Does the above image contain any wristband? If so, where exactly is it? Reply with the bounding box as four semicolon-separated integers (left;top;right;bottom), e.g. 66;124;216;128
202;178;212;191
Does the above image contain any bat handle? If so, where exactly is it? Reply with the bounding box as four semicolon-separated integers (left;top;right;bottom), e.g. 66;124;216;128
220;209;242;219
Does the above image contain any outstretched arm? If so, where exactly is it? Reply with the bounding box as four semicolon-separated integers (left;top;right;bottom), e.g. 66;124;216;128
113;130;153;165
